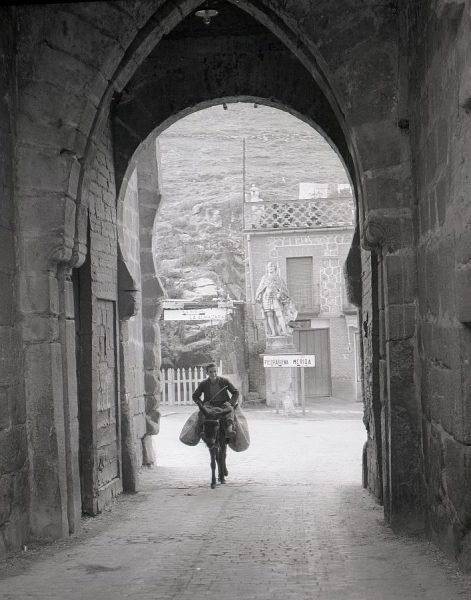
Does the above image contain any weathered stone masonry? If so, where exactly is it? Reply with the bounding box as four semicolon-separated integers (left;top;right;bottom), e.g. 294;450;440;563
0;0;470;574
406;0;471;568
0;11;28;556
77;121;123;515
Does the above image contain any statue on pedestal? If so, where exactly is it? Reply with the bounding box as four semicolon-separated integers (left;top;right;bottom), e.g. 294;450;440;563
255;261;297;337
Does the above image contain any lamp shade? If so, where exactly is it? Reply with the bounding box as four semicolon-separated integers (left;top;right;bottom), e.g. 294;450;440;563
195;9;219;25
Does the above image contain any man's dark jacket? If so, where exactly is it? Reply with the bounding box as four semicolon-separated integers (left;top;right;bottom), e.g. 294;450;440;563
192;376;239;406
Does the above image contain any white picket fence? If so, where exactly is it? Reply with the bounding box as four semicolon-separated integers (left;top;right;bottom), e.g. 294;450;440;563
160;362;222;406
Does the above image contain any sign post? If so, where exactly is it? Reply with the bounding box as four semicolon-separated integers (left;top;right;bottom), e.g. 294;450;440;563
300;367;306;416
262;355;315;368
263;354;315;416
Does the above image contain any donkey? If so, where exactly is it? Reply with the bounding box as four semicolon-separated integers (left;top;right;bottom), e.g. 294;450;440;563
195;400;234;489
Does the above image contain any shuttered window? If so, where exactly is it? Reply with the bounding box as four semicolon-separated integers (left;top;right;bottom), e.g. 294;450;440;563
287;257;314;311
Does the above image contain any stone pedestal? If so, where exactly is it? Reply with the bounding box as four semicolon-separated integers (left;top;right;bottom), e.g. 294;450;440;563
266;335;297;354
264;336;300;415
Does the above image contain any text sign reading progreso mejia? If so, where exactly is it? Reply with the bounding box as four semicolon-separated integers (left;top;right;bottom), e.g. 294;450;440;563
263;355;316;368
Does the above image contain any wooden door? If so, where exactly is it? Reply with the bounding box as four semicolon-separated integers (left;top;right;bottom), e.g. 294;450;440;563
75;230;121;516
293;328;331;397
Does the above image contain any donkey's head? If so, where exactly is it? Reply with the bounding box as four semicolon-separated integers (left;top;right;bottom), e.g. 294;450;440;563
202;419;220;449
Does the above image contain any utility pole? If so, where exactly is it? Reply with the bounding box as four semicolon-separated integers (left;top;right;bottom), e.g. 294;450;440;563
242;137;246;230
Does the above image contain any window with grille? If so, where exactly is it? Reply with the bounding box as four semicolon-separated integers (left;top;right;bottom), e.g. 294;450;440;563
286;257;317;312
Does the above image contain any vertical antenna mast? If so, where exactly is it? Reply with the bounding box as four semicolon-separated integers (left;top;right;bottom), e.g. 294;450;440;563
242;137;246;230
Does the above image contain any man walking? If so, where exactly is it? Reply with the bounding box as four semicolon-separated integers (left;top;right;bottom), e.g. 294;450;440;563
192;363;239;438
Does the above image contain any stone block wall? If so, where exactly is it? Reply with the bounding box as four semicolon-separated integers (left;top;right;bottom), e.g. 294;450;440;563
407;0;471;568
119;169;146;467
89;127;118;298
329;316;357;401
320;258;343;315
0;14;29;556
359;248;383;503
80;120;123;514
137;141;164;466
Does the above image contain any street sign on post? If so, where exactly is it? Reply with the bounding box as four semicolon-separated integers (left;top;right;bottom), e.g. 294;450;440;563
300;367;306;417
263;355;315;368
263;354;315;416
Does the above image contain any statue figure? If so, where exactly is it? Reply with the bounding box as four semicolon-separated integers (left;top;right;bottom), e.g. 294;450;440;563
255;261;297;337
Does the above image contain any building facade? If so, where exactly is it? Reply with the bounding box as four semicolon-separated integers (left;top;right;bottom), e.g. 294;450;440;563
244;183;359;404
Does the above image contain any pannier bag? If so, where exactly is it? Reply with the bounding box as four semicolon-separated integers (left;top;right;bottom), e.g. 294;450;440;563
179;405;250;452
228;406;250;452
179;410;201;446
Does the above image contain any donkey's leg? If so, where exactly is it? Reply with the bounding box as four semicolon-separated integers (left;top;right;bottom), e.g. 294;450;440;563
218;437;227;483
218;448;225;484
221;440;229;477
210;448;217;489
223;442;228;477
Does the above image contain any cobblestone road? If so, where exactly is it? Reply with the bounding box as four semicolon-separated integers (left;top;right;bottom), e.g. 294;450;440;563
1;400;471;599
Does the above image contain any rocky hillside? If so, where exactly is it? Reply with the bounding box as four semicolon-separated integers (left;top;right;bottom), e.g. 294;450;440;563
156;103;349;367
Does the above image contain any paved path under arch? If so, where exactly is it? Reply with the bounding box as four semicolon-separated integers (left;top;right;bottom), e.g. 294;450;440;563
1;401;471;599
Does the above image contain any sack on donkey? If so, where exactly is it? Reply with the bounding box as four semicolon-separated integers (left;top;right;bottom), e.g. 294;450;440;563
179;405;250;451
179;410;201;446
228;406;250;452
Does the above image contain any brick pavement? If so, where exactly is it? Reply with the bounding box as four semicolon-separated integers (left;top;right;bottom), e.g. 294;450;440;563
1;401;470;599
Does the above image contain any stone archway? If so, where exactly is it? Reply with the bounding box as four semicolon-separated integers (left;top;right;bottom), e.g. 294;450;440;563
108;1;419;537
5;0;421;553
115;97;357;478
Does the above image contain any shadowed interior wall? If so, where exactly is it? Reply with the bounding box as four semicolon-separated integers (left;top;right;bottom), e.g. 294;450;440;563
78;120;123;515
359;249;383;504
406;0;471;568
0;10;29;556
